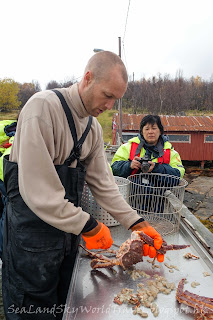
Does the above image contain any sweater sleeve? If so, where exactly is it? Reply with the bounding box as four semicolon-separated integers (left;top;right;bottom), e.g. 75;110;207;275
84;126;141;230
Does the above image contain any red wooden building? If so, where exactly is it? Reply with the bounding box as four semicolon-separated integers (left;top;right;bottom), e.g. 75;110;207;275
112;114;213;167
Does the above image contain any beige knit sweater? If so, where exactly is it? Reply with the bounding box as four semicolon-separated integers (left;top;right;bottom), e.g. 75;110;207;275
10;83;140;235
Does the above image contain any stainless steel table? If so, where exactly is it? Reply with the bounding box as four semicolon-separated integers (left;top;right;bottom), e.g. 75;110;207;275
63;223;213;320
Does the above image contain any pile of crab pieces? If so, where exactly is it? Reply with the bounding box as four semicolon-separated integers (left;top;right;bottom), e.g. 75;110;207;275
126;268;151;281
114;274;176;318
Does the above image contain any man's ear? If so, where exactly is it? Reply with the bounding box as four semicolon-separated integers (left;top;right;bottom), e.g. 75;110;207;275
84;71;93;86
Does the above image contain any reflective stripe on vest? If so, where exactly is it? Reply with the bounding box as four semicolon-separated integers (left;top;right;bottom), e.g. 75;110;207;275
129;142;171;175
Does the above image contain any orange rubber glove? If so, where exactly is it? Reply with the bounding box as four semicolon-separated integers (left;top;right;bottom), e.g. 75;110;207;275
131;221;164;262
82;222;113;250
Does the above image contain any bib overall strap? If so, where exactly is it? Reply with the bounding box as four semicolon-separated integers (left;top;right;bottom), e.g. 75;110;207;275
52;89;93;165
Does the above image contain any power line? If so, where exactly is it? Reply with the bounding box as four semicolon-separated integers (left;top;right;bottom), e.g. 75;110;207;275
122;0;131;75
123;0;131;44
122;43;128;74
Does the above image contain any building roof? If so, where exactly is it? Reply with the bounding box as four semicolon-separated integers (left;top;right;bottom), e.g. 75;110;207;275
113;114;213;132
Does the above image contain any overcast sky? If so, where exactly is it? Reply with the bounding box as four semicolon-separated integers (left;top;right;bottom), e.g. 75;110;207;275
1;0;213;89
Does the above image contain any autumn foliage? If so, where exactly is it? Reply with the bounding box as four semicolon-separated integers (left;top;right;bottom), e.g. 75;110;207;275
18;81;41;109
123;74;213;114
0;79;21;111
0;77;74;112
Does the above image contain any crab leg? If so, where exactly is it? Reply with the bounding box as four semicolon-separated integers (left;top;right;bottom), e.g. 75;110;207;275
136;231;190;254
80;244;120;269
176;279;213;318
162;244;191;251
184;290;213;305
90;258;119;269
95;249;117;255
79;244;113;262
177;279;213;305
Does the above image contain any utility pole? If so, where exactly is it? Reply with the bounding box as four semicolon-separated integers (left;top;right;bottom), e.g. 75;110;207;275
118;36;123;144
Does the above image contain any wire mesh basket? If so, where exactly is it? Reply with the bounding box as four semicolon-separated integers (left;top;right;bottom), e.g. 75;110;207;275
81;176;130;227
127;173;188;236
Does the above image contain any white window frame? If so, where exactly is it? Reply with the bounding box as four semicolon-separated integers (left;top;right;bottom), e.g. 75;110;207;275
122;132;138;142
204;134;213;143
167;134;191;143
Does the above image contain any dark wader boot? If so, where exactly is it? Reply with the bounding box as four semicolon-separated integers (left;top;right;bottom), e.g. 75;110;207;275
2;90;92;320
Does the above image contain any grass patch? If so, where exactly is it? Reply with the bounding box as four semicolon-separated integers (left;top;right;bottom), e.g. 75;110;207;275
97;109;115;144
199;219;213;233
185;110;213;116
0;110;19;120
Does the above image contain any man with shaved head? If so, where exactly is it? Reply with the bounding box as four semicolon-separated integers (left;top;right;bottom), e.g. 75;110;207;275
2;51;163;319
84;50;128;82
79;51;128;116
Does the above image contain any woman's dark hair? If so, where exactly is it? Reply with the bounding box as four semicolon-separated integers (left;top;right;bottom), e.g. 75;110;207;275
140;115;164;135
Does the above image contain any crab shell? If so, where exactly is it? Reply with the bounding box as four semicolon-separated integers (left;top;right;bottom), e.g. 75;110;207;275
116;239;144;269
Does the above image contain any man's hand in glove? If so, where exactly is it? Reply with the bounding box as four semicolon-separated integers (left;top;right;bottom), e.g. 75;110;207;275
131;220;164;262
82;221;113;250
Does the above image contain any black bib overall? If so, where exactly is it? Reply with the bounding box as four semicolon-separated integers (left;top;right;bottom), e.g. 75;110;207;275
2;90;92;320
